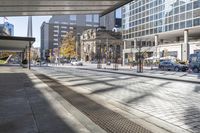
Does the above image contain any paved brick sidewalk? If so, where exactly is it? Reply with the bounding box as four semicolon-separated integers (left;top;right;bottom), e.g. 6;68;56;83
33;66;200;133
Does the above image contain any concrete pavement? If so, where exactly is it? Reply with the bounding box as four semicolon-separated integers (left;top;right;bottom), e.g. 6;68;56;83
1;65;200;133
33;66;200;133
0;66;95;133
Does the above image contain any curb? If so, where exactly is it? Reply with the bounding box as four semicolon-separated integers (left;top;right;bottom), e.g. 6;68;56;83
79;68;200;84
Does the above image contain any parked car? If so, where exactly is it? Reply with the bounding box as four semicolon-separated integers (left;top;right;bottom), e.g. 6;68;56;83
91;60;98;64
159;61;188;72
71;60;83;66
106;60;111;65
189;53;200;73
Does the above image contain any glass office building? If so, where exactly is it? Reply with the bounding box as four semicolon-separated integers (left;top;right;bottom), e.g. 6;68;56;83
122;0;200;62
122;0;200;39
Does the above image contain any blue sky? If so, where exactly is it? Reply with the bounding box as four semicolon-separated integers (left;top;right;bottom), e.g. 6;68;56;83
0;16;51;48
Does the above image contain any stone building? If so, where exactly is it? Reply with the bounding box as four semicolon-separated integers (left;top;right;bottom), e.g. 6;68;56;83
80;28;123;63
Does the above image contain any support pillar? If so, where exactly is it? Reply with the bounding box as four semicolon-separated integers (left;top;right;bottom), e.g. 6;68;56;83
182;30;189;61
28;42;31;70
155;35;159;59
123;41;127;66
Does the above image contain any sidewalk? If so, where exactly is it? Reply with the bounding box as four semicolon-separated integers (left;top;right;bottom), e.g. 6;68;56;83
33;66;199;133
0;66;93;133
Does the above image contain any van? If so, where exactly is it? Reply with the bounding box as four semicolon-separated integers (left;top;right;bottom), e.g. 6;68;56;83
189;53;200;73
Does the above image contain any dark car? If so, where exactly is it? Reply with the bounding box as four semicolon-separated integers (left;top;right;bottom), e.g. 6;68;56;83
159;61;188;72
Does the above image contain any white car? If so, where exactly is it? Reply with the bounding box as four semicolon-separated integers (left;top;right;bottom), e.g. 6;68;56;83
71;60;83;66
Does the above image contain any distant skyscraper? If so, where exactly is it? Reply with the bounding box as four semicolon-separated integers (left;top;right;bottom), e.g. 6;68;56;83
100;9;122;30
0;22;14;36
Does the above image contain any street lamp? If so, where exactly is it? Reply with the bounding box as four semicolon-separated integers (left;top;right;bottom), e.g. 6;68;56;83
136;38;143;73
97;39;102;69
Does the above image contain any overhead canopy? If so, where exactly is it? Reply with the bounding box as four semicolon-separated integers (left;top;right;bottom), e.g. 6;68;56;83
0;36;35;51
0;0;132;16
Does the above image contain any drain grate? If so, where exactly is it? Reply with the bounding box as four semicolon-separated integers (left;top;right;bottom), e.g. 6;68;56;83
35;73;152;133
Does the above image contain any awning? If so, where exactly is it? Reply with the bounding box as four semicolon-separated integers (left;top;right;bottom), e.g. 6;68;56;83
0;36;35;51
0;0;132;16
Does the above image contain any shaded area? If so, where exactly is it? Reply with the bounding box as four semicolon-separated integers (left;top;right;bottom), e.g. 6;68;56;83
79;68;200;84
35;73;152;133
184;106;200;132
0;72;76;133
194;86;200;93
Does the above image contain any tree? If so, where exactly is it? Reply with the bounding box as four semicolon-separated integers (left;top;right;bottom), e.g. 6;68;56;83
0;51;16;59
60;32;76;59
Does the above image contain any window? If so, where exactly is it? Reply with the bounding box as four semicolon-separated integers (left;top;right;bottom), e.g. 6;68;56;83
187;3;192;11
186;11;192;19
174;7;179;14
194;18;200;26
180;13;185;21
186;20;192;27
70;15;76;21
180;5;185;12
193;9;200;18
93;15;99;23
193;0;200;9
174;23;179;30
86;15;92;22
174;15;179;22
53;38;58;41
180;21;185;29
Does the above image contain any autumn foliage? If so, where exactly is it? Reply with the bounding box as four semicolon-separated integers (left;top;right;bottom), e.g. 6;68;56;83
60;32;76;58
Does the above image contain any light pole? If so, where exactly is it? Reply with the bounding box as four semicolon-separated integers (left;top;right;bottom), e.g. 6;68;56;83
97;40;102;69
136;38;143;73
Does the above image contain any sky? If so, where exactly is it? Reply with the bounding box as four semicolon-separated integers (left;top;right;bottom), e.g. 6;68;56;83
0;9;121;48
0;16;51;48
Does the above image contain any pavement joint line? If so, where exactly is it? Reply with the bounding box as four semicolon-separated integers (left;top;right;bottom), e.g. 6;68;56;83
78;68;200;84
33;69;192;133
33;71;153;133
23;79;40;133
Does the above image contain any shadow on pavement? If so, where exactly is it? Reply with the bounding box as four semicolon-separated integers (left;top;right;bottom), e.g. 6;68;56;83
184;106;200;132
194;86;200;93
0;73;76;133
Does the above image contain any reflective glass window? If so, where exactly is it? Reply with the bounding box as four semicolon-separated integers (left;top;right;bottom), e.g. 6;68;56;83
186;20;192;27
193;0;200;9
186;11;192;19
193;9;200;18
174;23;179;30
187;3;192;11
180;5;186;12
180;21;185;29
194;18;200;26
174;7;180;14
180;13;186;21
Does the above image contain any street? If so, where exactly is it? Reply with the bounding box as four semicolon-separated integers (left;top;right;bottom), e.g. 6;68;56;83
33;66;200;133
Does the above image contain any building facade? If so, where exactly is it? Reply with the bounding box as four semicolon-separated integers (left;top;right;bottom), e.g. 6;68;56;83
41;15;100;60
0;22;14;36
100;10;122;31
80;28;123;63
122;0;200;64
